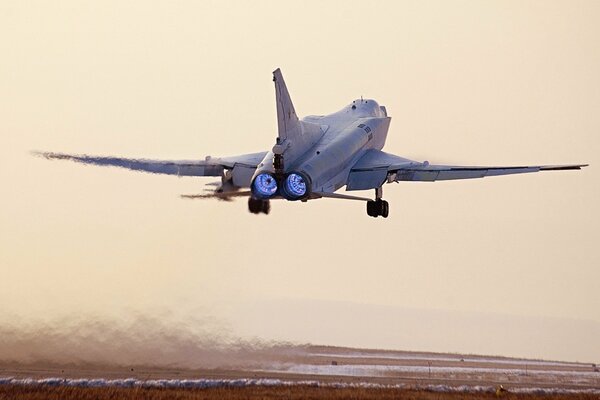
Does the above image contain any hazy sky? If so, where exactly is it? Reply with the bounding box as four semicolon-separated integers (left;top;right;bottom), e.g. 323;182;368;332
1;1;599;363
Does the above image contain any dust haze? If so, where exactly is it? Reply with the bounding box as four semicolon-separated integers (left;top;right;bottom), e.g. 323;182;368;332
0;313;302;369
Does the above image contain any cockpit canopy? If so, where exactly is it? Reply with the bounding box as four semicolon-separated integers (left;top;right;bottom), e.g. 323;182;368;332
302;98;388;124
348;98;387;118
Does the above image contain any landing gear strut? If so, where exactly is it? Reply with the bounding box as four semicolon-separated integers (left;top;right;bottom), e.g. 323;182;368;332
248;198;270;214
366;187;389;218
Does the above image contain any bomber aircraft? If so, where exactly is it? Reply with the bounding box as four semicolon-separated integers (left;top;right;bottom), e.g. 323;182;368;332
38;69;587;218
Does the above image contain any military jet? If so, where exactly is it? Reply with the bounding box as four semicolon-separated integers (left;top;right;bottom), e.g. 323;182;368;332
37;69;587;218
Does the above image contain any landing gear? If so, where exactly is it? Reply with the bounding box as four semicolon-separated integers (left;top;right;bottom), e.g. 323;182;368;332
248;198;270;214
366;187;389;218
367;199;389;218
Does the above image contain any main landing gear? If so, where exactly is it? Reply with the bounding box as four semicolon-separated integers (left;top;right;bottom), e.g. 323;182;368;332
248;197;270;214
366;187;389;218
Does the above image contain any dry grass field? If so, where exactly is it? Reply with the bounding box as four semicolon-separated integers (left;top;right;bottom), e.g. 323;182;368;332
0;385;598;400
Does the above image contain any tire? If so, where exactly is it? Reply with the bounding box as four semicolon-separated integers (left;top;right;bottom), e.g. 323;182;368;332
248;198;262;214
366;201;377;217
381;200;389;218
261;200;271;214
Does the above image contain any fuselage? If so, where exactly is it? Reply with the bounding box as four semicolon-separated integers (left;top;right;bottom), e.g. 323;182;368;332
251;99;391;199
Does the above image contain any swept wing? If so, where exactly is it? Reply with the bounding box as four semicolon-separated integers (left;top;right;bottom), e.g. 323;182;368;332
347;149;587;190
35;151;267;181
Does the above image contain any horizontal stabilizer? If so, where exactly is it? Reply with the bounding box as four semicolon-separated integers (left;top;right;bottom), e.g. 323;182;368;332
312;191;371;202
181;190;252;201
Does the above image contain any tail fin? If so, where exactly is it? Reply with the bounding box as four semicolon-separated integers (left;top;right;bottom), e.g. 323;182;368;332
273;68;301;141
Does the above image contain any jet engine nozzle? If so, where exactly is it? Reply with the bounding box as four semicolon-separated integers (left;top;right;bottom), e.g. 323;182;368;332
282;172;310;200
251;172;278;199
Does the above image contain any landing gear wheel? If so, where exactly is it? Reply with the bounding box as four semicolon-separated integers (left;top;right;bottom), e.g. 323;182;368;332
248;198;262;214
367;200;378;217
261;200;270;215
381;200;389;218
366;199;389;218
248;198;270;214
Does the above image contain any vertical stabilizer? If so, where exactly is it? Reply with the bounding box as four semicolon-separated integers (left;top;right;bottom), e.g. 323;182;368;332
271;69;324;171
273;68;301;141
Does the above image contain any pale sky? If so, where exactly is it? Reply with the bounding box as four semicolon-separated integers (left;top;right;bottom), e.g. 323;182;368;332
1;1;599;363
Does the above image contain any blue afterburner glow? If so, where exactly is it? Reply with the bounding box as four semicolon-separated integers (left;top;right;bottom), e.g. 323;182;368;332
284;173;307;198
252;173;278;198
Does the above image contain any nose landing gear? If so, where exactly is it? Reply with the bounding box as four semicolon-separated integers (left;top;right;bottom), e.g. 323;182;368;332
366;187;389;218
248;197;270;214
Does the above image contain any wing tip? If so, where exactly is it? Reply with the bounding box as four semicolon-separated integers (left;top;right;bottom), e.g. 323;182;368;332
540;164;589;171
30;150;58;160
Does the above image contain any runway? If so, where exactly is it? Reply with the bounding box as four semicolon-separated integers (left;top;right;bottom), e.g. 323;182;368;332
2;345;598;395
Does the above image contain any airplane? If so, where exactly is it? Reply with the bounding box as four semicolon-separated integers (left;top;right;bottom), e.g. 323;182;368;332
37;68;587;218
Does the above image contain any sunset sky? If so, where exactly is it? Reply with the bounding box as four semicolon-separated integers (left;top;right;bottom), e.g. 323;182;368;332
1;1;598;363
